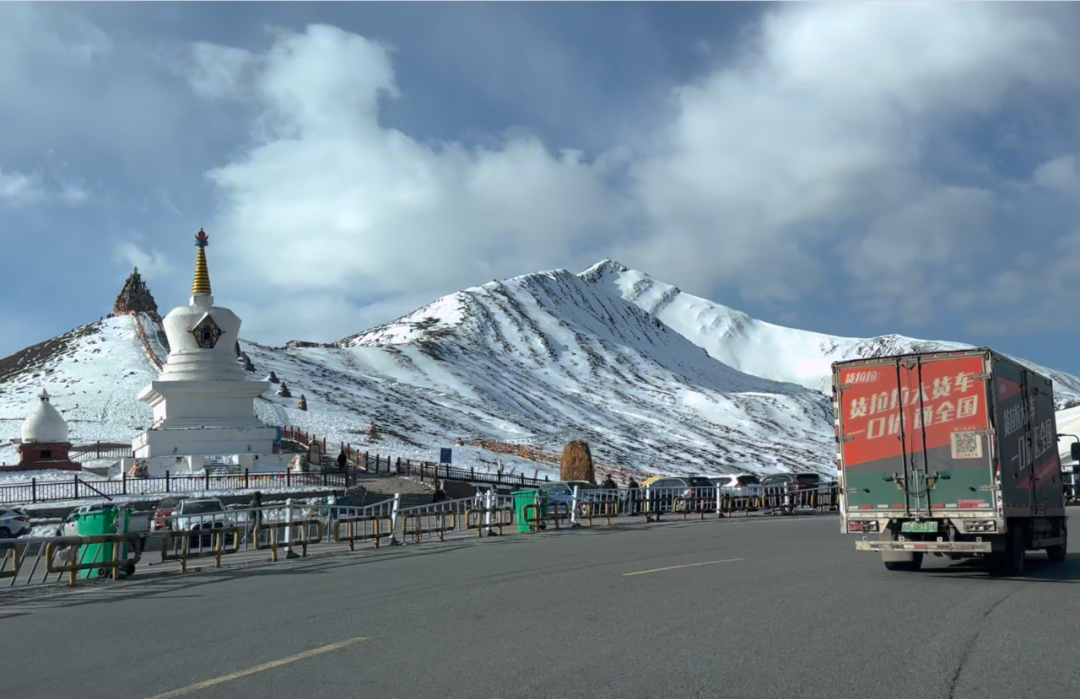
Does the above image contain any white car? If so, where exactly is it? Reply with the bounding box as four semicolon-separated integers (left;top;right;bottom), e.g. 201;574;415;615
171;498;235;549
171;498;233;532
710;474;765;507
0;507;30;538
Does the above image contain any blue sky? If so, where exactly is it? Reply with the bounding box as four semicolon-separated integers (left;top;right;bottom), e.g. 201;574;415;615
4;2;1080;374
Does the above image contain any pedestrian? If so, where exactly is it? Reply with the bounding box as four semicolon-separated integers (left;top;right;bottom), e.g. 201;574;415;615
627;477;640;515
249;491;263;543
337;449;347;470
601;474;617;490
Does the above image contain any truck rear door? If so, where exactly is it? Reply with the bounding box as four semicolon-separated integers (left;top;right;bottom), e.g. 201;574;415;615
836;352;994;517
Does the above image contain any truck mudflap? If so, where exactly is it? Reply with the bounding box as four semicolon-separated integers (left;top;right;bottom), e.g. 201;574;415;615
856;540;993;554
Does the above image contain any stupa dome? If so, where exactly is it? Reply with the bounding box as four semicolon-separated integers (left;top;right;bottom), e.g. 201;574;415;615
21;389;69;443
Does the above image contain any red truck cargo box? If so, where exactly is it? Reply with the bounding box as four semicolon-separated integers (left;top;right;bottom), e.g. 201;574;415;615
834;348;1064;518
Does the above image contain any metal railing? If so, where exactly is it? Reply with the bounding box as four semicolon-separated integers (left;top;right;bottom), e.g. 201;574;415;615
1;534;142;589
0;470;354;505
0;485;841;592
68;442;135;463
395;460;550;488
512;484;840;524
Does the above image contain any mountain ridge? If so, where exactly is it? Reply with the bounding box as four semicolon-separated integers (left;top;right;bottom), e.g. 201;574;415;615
2;259;1078;477
578;259;1080;409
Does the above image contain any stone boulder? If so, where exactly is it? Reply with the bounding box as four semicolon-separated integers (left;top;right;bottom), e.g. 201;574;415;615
560;440;595;484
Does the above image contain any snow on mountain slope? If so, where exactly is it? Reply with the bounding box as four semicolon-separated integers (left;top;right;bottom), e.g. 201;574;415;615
319;269;836;475
0;296;836;477
0;316;161;464
584;260;1080;409
10;260;1076;481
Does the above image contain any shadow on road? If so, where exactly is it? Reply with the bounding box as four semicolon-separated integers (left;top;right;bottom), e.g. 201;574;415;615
922;553;1080;583
0;546;438;611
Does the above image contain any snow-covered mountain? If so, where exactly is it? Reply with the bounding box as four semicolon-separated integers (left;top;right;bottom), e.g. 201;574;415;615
2;260;1079;477
328;269;833;474
582;260;1080;409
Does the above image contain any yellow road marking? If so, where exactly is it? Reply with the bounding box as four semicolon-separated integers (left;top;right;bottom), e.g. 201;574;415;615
144;637;369;699
622;558;744;577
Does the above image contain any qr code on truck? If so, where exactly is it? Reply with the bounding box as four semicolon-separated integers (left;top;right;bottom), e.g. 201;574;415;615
951;431;983;460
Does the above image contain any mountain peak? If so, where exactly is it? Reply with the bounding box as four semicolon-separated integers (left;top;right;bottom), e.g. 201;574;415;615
114;267;161;321
578;259;630;282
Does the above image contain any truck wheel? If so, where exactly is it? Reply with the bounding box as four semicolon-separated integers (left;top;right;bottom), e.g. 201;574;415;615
991;524;1026;577
1047;530;1067;564
884;553;924;572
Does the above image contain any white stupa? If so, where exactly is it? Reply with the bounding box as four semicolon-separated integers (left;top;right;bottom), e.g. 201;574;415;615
131;228;276;458
15;389;80;471
21;389;69;444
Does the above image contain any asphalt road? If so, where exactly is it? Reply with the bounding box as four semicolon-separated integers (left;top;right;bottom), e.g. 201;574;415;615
4;512;1080;699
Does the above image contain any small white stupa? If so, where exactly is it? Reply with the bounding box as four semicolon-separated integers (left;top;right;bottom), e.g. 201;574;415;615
14;389;80;471
22;389;69;444
131;229;277;459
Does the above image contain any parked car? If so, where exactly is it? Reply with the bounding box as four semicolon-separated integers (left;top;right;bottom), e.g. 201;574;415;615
760;473;824;511
538;481;603;512
0;507;30;538
170;498;232;548
761;473;822;491
151;496;189;531
710;474;764;509
643;476;715;513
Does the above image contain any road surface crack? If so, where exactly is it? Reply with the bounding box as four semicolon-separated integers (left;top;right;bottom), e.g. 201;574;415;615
945;588;1018;699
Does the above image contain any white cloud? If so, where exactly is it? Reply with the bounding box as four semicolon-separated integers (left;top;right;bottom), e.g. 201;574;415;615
0;167;45;207
227;290;439;347
58;183;89;206
0;5;112;79
115;242;172;280
200;24;627;342
978;227;1080;332
0;160;90;209
629;3;1079;303
188;41;255;100
155;188;182;216
184;8;1080;342
1032;154;1080;192
839;186;994;325
44;150;91;207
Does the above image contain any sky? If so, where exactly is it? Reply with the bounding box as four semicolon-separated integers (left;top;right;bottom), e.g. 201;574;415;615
5;2;1080;375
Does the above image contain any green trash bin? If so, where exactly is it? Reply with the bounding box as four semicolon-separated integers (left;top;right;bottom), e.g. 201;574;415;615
75;508;131;579
513;490;548;533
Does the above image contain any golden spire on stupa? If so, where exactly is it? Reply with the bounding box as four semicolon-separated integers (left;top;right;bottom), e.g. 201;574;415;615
192;228;212;296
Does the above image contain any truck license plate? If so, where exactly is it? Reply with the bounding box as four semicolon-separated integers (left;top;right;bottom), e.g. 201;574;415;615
901;521;938;533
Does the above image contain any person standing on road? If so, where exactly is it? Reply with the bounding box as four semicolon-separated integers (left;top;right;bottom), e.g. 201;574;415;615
601;475;617;490
627;477;640;515
249;491;263;544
